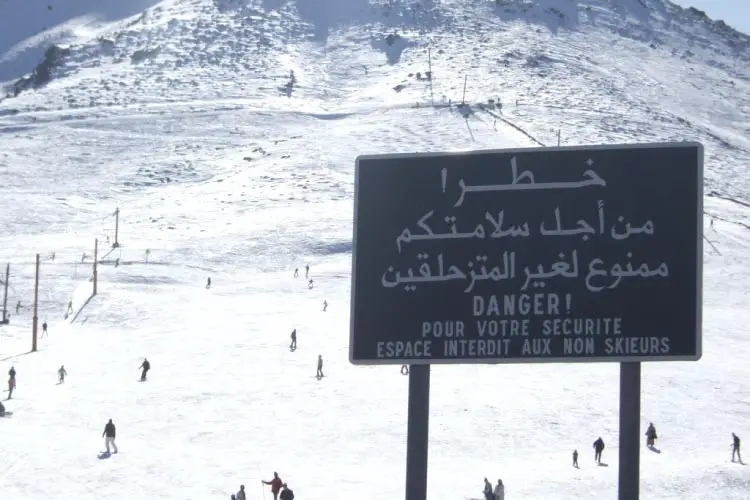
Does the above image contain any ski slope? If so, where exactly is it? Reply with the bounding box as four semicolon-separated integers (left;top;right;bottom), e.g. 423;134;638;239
0;0;749;499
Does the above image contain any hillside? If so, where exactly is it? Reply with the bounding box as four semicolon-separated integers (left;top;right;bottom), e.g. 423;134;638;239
0;1;749;499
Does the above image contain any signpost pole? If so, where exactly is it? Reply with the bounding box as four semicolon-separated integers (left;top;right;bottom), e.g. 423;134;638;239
618;362;641;500
405;364;431;500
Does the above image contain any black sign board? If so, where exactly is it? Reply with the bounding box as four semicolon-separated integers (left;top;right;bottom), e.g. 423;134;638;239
349;142;703;365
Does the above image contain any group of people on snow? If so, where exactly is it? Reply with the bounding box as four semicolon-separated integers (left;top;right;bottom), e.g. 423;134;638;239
482;477;504;500
231;473;294;500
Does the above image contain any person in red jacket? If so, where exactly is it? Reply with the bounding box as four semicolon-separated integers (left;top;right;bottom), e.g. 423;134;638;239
262;472;283;500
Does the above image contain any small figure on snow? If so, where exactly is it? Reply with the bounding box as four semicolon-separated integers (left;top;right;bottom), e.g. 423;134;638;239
293;268;299;277
139;358;151;382
308;279;314;289
42;321;48;338
206;277;212;289
494;479;505;500
290;329;297;350
316;355;324;379
235;485;246;500
58;365;67;384
573;449;579;467
66;300;73;316
7;366;16;400
279;483;294;500
322;300;327;312
262;472;283;500
482;478;493;500
16;300;22;314
305;264;310;278
732;433;742;463
593;437;605;464
102;419;118;453
645;422;658;448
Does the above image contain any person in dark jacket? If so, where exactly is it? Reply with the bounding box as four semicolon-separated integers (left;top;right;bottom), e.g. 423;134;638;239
262;472;283;500
290;329;297;350
103;419;118;453
235;485;246;500
732;433;742;463
645;423;657;448
593;437;605;464
279;483;294;500
139;358;150;382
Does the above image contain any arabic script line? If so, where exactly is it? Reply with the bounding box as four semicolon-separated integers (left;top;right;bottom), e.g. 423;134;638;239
381;251;669;293
395;202;655;253
452;156;607;207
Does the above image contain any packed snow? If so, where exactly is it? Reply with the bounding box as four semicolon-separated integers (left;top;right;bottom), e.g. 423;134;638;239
0;0;749;499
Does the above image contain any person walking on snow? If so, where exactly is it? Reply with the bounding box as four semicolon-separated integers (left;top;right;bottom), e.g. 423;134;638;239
7;366;16;400
494;479;505;500
290;329;297;350
482;478;493;500
293;268;298;277
103;419;118;453
316;355;324;378
42;321;48;338
593;437;605;464
732;433;742;463
262;472;283;500
139;358;150;382
305;264;309;278
645;422;658;448
322;300;327;312
206;277;211;289
573;449;579;467
235;484;246;500
58;365;67;384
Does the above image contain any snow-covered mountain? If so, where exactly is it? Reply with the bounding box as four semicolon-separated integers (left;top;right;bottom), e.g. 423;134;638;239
0;1;748;499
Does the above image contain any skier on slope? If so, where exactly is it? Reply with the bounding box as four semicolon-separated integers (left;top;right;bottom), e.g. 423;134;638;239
290;329;297;350
262;472;283;500
139;358;150;382
573;449;579;467
58;365;67;384
593;437;605;464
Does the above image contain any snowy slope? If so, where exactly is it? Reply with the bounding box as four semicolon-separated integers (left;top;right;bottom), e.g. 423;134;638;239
0;0;749;499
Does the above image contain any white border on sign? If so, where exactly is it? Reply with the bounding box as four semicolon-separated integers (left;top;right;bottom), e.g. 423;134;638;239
349;141;704;365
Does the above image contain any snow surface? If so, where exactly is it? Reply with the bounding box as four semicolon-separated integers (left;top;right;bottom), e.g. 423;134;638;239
0;0;749;499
